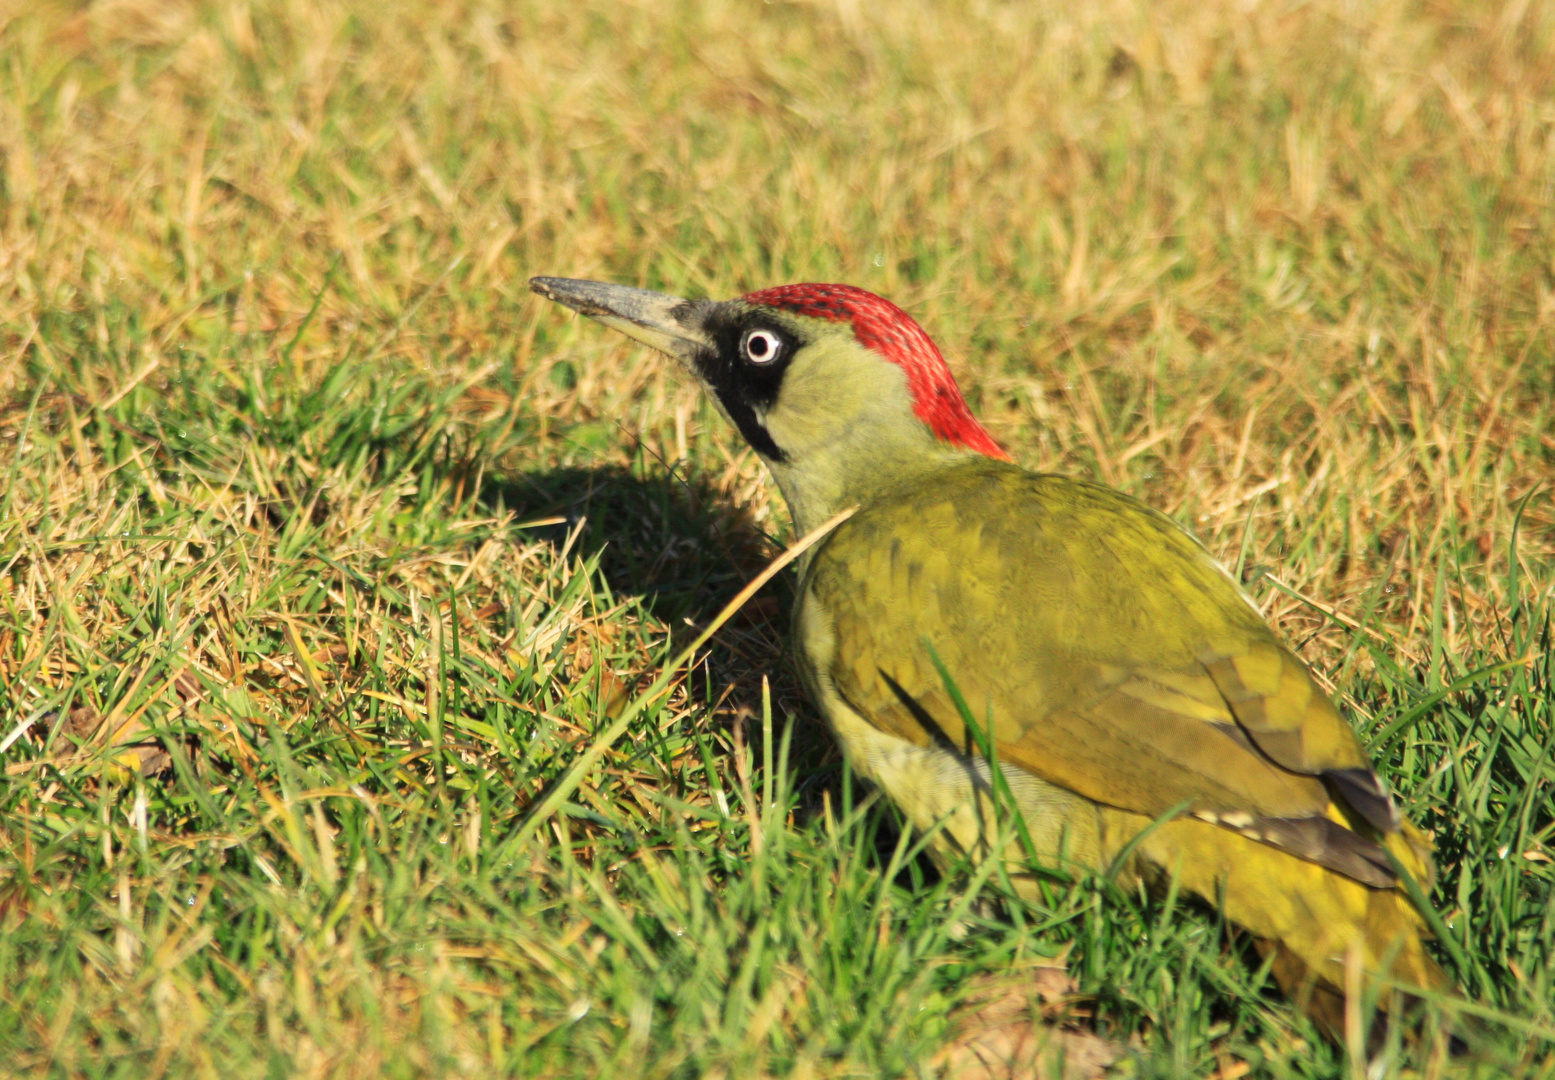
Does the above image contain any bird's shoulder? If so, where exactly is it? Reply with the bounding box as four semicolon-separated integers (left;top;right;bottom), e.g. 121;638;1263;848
808;458;1269;658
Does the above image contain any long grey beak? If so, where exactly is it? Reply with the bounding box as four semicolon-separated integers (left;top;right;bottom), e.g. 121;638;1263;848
529;277;711;361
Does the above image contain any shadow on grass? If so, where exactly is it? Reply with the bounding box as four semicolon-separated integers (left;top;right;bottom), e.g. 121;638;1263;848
483;463;781;626
479;463;855;816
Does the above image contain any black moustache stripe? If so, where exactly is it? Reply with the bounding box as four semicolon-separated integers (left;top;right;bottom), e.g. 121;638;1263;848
722;399;787;462
689;306;806;464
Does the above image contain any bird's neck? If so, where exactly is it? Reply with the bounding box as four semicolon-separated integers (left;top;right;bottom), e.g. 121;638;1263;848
765;439;972;538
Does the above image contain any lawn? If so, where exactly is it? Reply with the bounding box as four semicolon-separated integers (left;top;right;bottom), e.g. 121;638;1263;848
0;0;1552;1076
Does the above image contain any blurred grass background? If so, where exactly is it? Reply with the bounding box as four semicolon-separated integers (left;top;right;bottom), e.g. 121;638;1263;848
0;0;1552;1076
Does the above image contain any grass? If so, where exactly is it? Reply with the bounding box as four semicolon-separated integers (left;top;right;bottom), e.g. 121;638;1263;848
0;0;1552;1075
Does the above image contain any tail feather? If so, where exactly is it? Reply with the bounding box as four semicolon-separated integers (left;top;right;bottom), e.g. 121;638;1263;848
1111;812;1451;1031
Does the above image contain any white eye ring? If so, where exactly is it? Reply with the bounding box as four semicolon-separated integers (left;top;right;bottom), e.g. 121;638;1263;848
741;328;783;365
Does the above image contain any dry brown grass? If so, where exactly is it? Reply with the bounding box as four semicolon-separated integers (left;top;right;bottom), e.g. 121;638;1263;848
0;0;1552;1076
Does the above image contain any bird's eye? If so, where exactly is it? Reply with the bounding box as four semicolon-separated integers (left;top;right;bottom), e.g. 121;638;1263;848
741;328;783;365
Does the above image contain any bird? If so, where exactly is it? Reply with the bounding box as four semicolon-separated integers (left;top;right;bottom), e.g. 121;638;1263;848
529;274;1451;1034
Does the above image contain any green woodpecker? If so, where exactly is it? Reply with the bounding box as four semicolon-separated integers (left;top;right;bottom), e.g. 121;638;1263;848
529;275;1450;1028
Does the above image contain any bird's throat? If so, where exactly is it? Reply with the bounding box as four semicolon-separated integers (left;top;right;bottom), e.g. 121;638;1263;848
765;440;975;539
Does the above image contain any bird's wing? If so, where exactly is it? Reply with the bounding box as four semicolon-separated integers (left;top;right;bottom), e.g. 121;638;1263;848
804;463;1402;886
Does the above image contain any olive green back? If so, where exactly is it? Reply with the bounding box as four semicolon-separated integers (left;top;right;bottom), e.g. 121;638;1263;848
800;458;1396;884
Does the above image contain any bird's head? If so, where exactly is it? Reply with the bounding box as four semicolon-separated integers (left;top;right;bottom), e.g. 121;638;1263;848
530;276;1007;527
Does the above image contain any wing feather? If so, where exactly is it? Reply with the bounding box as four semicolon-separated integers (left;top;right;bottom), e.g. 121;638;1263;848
804;461;1404;885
